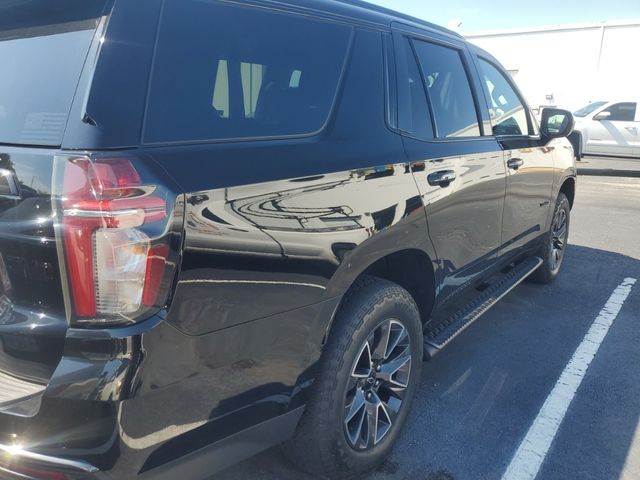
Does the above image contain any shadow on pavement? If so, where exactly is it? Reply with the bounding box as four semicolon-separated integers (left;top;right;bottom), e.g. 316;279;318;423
578;155;640;178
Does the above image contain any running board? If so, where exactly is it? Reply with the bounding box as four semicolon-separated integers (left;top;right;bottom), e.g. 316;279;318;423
424;256;543;359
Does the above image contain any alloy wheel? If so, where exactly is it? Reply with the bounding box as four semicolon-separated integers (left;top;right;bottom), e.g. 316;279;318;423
551;207;568;270
343;319;412;450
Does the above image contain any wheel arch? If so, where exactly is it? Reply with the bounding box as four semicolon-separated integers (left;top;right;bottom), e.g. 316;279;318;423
322;248;437;345
560;176;576;209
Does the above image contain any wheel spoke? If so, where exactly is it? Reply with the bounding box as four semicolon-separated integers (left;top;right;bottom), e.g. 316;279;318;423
378;353;411;389
345;388;366;424
376;395;393;442
351;341;372;378
384;321;408;360
371;320;391;362
344;388;367;446
554;223;567;240
365;395;380;448
381;393;403;419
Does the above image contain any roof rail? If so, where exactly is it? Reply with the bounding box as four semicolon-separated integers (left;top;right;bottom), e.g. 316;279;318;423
334;0;463;38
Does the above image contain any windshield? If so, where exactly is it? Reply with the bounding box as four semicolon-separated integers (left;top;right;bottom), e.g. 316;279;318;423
0;0;108;146
573;101;608;118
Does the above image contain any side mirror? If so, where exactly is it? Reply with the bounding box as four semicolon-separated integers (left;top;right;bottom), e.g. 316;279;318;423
593;111;611;121
540;108;574;142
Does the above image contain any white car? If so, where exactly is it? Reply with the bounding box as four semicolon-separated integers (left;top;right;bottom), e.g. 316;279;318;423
573;101;640;158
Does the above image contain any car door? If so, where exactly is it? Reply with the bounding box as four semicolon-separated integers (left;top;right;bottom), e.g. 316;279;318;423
392;25;507;302
473;55;555;256
586;102;637;156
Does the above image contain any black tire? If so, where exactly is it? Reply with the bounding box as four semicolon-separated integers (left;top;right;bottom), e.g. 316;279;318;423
285;276;423;479
530;192;570;284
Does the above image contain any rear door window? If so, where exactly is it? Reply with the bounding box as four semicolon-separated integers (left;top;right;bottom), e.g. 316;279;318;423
411;40;481;138
601;103;637;122
144;0;352;144
0;0;107;146
477;59;530;136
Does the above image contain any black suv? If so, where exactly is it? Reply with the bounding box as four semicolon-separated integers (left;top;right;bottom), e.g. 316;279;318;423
0;1;576;479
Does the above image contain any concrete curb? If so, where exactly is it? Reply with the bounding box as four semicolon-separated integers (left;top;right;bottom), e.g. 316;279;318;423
577;168;640;178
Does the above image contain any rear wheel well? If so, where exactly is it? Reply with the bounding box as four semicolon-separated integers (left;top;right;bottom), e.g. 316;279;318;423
339;249;436;328
560;177;576;209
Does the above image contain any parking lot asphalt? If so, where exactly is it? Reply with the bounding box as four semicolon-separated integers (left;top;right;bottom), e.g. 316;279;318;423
217;174;640;480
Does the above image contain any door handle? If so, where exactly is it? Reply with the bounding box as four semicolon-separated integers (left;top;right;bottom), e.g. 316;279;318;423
507;158;524;170
625;126;638;135
427;170;456;187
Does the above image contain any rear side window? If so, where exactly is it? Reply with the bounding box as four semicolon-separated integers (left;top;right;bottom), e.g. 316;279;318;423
412;40;481;138
601;102;636;122
0;0;107;146
477;59;530;136
144;0;352;144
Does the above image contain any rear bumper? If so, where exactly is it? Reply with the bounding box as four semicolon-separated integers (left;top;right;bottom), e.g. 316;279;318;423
0;406;305;480
0;315;159;479
0;306;318;479
0;444;98;479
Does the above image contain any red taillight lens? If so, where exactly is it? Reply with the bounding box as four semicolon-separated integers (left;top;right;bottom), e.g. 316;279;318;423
55;155;178;325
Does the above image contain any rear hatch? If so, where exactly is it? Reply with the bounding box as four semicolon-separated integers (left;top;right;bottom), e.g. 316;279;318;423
0;0;108;414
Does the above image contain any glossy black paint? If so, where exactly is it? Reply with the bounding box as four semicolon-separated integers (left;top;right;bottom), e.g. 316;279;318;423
0;149;67;417
0;1;577;479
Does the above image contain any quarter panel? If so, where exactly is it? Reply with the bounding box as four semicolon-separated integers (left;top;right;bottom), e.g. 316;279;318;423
169;161;429;336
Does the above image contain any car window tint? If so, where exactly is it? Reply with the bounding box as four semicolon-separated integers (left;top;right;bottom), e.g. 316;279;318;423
412;40;480;138
144;0;352;143
398;38;434;140
0;0;107;146
603;103;636;122
478;59;530;136
574;101;607;118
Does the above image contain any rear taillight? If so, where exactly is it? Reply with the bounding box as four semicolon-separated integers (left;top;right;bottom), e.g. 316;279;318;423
53;154;182;326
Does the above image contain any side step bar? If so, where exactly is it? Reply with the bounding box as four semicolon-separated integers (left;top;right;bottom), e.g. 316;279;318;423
424;256;543;359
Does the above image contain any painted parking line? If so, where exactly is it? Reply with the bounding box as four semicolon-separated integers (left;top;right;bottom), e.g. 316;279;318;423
501;277;637;480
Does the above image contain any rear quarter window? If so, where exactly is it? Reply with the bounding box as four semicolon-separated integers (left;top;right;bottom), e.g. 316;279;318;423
0;0;107;146
144;0;353;144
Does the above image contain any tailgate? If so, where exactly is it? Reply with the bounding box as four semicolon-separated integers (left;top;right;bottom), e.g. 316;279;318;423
0;0;108;414
0;148;67;413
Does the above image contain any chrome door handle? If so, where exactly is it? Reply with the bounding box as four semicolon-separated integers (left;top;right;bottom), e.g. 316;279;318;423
427;170;456;187
507;158;524;170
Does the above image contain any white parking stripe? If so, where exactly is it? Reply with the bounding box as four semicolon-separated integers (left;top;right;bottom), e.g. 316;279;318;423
502;277;637;480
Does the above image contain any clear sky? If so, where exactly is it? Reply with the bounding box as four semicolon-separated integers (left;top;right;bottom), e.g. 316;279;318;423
364;0;640;32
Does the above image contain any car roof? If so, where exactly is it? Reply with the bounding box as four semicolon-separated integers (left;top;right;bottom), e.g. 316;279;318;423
250;0;464;40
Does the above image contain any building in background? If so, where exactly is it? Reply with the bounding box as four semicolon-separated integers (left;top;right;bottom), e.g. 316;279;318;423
465;20;640;113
